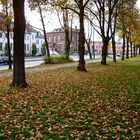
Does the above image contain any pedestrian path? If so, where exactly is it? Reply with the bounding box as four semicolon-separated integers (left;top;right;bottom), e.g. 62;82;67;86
0;59;100;78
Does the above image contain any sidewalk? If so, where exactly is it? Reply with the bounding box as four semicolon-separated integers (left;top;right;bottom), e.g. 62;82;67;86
0;59;101;78
25;56;43;62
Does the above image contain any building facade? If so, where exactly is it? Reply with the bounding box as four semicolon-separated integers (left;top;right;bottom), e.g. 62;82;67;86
85;41;123;55
25;24;44;56
46;27;79;54
0;14;44;56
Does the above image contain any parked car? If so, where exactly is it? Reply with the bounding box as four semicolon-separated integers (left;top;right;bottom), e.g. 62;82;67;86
116;54;121;57
0;53;13;65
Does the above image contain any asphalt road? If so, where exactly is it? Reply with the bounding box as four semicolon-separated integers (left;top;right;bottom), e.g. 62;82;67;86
0;58;44;70
0;55;102;71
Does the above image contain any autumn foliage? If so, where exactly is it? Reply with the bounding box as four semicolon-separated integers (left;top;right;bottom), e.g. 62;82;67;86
0;57;140;139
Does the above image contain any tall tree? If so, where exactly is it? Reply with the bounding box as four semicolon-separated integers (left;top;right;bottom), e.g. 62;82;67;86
117;0;137;60
89;0;119;65
0;0;13;69
29;0;51;62
74;0;90;71
85;19;93;59
11;0;28;87
56;0;90;71
110;4;118;62
51;0;73;60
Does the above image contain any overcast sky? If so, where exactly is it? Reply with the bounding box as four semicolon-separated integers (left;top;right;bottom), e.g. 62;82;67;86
25;0;140;41
25;2;61;32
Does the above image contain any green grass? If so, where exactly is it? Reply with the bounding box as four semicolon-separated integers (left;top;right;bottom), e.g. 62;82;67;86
0;56;140;139
43;55;73;64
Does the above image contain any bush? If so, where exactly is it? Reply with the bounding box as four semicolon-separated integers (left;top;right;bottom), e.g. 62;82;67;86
32;43;37;56
41;43;46;55
43;55;73;64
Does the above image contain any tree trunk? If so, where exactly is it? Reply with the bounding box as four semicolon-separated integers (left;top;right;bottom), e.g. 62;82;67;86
134;45;136;57
64;27;70;60
126;36;129;59
5;5;12;69
121;32;125;60
11;0;28;88
6;25;12;69
85;39;92;59
77;5;86;71
38;3;50;61
130;41;133;57
112;35;116;62
101;38;108;65
92;41;95;59
139;45;140;56
136;47;138;56
63;8;70;60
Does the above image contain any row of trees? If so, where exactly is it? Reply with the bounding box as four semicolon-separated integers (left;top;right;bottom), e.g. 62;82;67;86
0;0;140;88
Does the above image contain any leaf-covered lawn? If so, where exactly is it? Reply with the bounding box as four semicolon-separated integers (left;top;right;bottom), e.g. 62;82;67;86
0;57;140;139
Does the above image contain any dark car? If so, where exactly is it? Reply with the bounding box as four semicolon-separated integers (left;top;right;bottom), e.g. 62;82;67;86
0;53;13;65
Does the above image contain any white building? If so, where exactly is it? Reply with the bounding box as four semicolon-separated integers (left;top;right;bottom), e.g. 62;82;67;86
0;16;44;56
24;23;44;56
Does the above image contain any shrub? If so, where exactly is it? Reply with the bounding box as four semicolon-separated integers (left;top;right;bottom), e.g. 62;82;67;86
32;43;37;56
41;43;46;55
43;55;73;64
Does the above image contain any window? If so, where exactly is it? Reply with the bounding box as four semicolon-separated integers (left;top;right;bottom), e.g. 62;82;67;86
48;36;51;42
10;43;13;51
32;35;34;39
36;39;39;45
36;32;39;37
0;43;2;51
54;36;56;42
58;35;61;42
61;36;64;41
27;44;29;51
37;48;39;53
27;35;29;40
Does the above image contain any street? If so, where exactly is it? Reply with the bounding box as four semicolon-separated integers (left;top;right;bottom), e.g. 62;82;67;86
0;55;102;71
0;58;44;70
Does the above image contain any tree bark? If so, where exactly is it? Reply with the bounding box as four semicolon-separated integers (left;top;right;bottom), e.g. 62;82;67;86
64;26;70;60
134;45;136;57
5;5;12;69
139;45;140;56
136;47;138;56
130;41;133;57
126;36;129;59
85;39;92;59
121;31;125;60
6;24;12;69
112;35;116;62
38;3;50;62
11;0;28;88
63;8;71;60
77;4;86;71
101;38;109;65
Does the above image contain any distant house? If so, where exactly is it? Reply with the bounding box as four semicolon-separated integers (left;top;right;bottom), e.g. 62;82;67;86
115;42;123;54
85;41;123;55
0;12;44;56
25;23;44;56
84;41;102;55
46;27;79;54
